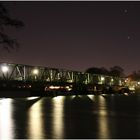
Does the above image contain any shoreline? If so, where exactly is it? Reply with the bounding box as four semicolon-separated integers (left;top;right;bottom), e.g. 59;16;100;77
0;90;139;98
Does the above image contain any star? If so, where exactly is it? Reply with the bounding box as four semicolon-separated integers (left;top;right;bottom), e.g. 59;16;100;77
124;9;128;13
127;36;130;40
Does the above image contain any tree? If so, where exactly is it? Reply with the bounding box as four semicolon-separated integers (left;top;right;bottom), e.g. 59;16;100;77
130;71;140;81
86;66;125;77
85;67;109;75
0;3;24;51
109;66;124;77
100;67;110;75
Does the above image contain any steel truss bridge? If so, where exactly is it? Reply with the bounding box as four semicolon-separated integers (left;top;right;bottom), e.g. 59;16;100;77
0;62;125;86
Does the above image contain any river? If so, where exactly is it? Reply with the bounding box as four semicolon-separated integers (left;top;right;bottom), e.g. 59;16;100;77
1;94;140;139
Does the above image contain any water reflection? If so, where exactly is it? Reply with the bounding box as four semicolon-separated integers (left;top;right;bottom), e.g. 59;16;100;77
1;94;140;139
52;96;65;138
97;95;110;139
87;95;95;101
0;98;14;139
27;98;44;139
27;97;40;100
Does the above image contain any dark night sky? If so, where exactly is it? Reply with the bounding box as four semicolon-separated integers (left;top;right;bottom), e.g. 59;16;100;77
1;1;140;75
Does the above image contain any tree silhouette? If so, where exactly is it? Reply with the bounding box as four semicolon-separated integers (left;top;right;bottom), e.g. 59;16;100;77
86;66;125;77
85;67;109;75
110;66;124;77
0;3;24;51
130;71;140;81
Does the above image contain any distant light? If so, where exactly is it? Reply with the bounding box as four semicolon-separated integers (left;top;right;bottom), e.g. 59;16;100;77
124;93;129;96
65;86;72;91
125;79;128;82
101;77;105;81
129;86;135;91
27;97;40;100
124;9;128;13
49;86;60;89
29;85;32;88
119;80;122;85
71;95;76;99
138;82;140;85
65;86;69;89
32;69;39;75
127;36;130;40
111;78;114;82
68;80;73;83
1;65;9;73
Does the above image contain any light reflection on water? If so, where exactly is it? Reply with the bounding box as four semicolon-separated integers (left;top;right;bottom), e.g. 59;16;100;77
27;97;40;100
87;95;95;101
27;99;44;139
25;96;65;139
52;96;65;138
1;94;140;139
97;95;110;139
0;98;14;139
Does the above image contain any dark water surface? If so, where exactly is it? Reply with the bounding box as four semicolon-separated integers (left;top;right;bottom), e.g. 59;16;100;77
1;94;140;139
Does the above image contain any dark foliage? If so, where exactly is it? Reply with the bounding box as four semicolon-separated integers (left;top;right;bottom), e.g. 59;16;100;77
85;66;125;77
85;67;109;75
0;3;24;51
109;66;124;77
130;71;140;81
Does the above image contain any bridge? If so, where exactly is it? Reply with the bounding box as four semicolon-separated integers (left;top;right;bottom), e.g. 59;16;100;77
0;62;136;95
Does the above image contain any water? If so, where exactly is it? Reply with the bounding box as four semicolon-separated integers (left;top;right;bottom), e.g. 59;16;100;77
1;94;140;139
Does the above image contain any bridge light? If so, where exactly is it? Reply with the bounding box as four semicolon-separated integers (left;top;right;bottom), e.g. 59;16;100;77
101;76;105;81
1;65;9;73
32;69;39;75
111;78;114;82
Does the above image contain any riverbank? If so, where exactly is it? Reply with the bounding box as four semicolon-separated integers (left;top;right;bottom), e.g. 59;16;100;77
0;90;32;98
0;89;139;98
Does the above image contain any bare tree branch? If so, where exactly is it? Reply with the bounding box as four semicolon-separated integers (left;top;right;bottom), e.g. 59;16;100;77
0;2;24;51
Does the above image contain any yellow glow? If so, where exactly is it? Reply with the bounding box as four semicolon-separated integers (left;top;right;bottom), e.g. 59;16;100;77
27;97;40;100
53;96;65;101
87;95;95;101
32;69;39;75
1;65;9;73
125;78;129;82
0;99;14;139
71;95;76;99
68;79;73;83
111;78;114;82
27;99;44;138
124;93;129;96
129;86;135;91
97;96;110;138
65;86;72;91
52;96;65;138
65;86;69;89
79;95;83;98
67;88;72;91
49;86;60;89
101;77;105;81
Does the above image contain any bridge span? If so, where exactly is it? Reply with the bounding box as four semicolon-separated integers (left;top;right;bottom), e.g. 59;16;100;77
0;62;124;85
0;62;137;96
